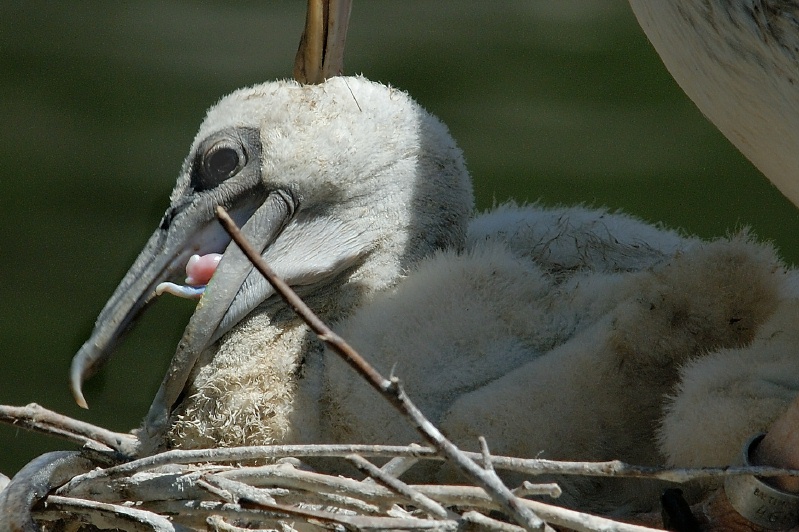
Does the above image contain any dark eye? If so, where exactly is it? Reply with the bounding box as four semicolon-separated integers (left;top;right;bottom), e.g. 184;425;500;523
204;143;245;183
189;128;260;192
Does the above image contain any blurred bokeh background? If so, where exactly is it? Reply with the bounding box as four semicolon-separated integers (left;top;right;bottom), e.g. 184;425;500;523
3;0;799;475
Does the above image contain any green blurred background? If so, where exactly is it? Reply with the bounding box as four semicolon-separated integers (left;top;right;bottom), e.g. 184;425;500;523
3;0;799;475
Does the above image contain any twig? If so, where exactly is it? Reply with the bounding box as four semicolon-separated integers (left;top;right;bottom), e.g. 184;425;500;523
462;511;527;532
489;456;799;483
206;516;262;532
221;461;408;500
347;453;450;518
60;460;558;512
195;476;241;504
65;444;436;485
479;436;495;472
35;494;178;531
54;461;662;532
514;499;660;532
206;515;303;532
216;205;547;530
513;481;562;499
3;412;795;491
201;474;457;530
0;403;137;457
373;452;421;480
52;439;799;494
136;500;321;531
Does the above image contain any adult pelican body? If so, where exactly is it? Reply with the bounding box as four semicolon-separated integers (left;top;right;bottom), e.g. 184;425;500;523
628;1;799;208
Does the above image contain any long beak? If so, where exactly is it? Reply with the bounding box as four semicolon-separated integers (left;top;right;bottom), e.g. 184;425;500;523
139;192;295;444
69;189;294;410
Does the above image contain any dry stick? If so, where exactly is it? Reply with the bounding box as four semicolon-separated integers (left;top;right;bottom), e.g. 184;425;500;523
71;443;437;481
221;465;386;515
201;474;455;531
215;206;546;531
2;401;794;485
6;408;798;487
0;403;137;457
373;452;421;480
2;398;795;486
462;511;527;532
347;453;450;518
140;500;297;531
36;494;177;532
206;515;306;532
513;481;562;499
479;436;495;472
55;460;663;532
64;460;556;514
205;516;257;532
491;457;799;483
59;438;799;488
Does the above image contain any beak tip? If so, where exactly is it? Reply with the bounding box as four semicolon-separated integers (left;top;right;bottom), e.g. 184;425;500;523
69;361;90;409
72;389;89;410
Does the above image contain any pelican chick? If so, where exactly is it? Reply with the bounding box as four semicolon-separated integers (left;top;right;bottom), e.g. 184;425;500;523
70;75;472;444
67;76;799;514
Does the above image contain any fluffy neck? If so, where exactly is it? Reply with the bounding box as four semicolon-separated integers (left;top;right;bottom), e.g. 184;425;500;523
164;260;380;450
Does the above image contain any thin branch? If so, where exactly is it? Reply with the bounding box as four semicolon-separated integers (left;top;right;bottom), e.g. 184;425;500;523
489;456;799;483
515;499;661;532
216;205;547;531
373;452;421;480
462;511;527;532
513;481;562;499
206;515;304;532
347;453;450;518
206;516;262;532
195;476;240;504
0;403;137;457
46;436;799;515
201;474;457;530
54;461;663;532
138;499;328;530
144;501;239;528
61;460;551;512
479;436;495;472
35;494;177;531
67;443;437;482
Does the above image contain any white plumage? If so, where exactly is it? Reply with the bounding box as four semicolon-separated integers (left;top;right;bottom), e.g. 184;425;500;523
628;0;799;207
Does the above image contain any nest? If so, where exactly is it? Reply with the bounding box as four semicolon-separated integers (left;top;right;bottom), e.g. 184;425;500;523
0;413;668;532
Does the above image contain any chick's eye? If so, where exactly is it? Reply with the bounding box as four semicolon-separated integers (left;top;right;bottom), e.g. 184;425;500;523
204;144;245;183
